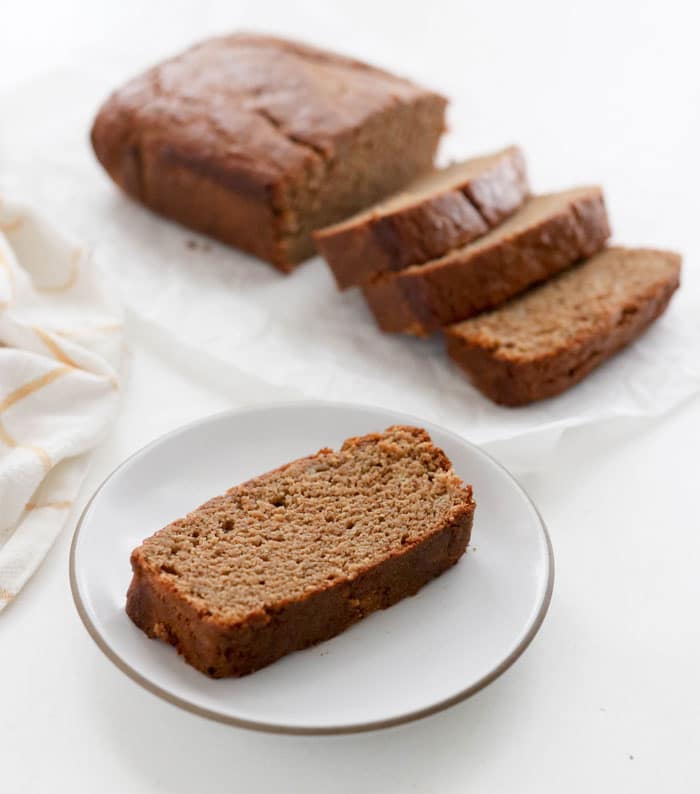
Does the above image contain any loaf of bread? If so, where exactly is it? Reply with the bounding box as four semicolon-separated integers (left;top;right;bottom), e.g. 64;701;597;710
314;146;529;289
91;34;447;272
362;187;610;335
126;426;475;677
445;247;681;405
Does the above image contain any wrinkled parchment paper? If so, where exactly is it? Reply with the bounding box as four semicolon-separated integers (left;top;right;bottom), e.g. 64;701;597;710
3;68;699;472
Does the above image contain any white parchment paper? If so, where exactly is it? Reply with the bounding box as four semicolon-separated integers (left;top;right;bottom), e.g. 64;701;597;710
3;67;699;471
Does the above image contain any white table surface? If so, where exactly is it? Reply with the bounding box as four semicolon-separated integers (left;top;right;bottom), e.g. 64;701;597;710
2;1;699;791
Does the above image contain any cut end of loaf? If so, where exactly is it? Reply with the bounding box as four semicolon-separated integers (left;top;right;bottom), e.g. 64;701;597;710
314;145;526;237
314;145;530;289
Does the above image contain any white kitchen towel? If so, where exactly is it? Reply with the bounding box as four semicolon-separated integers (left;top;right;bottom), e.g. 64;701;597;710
0;198;123;612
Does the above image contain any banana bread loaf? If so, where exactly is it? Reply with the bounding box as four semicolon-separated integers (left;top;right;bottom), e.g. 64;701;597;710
91;34;447;272
126;425;475;677
363;186;610;335
445;247;681;405
314;146;529;289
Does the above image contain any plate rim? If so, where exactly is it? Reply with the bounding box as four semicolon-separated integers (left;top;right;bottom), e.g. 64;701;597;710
69;400;555;735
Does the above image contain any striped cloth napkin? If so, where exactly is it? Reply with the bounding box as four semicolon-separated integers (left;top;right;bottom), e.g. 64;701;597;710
0;197;123;612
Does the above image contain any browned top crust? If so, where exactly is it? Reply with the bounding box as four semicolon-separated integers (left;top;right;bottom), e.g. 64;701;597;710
361;186;611;334
91;33;446;201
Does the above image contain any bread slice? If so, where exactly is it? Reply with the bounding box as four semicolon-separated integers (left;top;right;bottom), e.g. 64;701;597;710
314;146;529;289
445;247;681;406
126;426;475;677
363;186;610;335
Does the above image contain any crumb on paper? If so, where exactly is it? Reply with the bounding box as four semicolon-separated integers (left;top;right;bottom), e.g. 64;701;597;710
185;238;212;251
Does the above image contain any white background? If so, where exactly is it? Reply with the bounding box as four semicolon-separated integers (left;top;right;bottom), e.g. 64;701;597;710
1;1;699;791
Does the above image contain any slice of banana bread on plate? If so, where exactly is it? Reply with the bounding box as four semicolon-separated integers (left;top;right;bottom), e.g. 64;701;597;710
126;425;475;677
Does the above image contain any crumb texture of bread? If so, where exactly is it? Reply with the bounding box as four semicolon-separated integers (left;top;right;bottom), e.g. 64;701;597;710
91;34;446;271
362;186;611;335
445;247;681;405
314;146;529;289
126;425;475;677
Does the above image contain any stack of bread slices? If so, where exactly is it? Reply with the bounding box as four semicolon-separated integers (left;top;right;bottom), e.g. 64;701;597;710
314;147;681;406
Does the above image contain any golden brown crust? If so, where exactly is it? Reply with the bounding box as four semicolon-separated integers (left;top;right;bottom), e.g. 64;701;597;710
362;187;610;335
445;248;681;405
91;34;446;270
316;191;488;288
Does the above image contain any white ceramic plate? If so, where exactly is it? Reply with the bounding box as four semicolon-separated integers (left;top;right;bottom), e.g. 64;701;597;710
70;402;553;734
